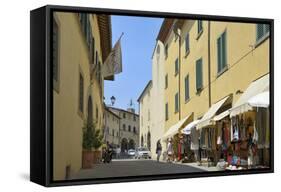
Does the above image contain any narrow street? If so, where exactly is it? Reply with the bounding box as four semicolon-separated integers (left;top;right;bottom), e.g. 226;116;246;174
73;159;205;179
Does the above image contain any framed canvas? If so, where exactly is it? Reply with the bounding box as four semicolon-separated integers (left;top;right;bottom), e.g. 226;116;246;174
30;5;274;187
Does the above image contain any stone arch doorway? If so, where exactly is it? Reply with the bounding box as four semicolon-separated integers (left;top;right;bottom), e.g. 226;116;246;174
128;139;135;150
87;96;93;125
147;131;151;151
121;138;128;152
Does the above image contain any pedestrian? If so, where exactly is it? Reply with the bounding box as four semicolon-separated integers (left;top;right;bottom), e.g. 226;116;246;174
156;140;162;162
167;138;173;163
116;145;121;159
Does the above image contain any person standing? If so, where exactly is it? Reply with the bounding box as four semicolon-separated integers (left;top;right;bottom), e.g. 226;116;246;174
156;140;162;162
167;138;173;163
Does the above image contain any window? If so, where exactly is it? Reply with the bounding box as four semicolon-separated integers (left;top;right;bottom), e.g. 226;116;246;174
256;24;269;42
185;33;190;53
175;92;179;113
165;103;169;121
133;127;136;133
217;31;227;74
112;130;114;137
165;44;168;58
133;115;136;121
128;125;131;132
96;107;98;120
123;124;126;131
79;73;84;113
198;20;203;34
196;58;203;91
123;113;126;118
185;75;190;101
165;74;168;89
53;18;59;90
175;58;179;75
91;37;95;64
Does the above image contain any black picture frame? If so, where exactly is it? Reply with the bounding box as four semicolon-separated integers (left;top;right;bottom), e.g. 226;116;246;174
30;4;274;187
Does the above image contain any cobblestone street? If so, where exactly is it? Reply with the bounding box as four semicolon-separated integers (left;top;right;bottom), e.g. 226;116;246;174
73;159;206;179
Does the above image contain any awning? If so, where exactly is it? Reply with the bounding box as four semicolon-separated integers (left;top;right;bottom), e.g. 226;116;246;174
230;74;269;117
213;110;230;121
197;96;230;129
162;114;191;141
248;91;269;108
181;120;200;135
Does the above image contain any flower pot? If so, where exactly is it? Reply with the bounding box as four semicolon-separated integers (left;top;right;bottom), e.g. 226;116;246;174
93;150;102;164
82;150;93;169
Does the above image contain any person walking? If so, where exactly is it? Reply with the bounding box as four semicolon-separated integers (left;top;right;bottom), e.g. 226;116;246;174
156;140;162;162
167;138;173;163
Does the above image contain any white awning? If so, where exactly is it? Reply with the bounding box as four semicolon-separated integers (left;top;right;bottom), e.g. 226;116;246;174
248;91;269;108
213;110;230;121
181;120;200;135
197;96;230;129
162;114;191;141
230;74;269;117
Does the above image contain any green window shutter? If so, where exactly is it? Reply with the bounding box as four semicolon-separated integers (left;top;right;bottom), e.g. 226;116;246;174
185;33;190;52
217;37;222;73
221;32;227;70
53;19;59;82
165;103;169;120
185;75;189;101
198;20;203;34
264;24;270;34
196;59;203;91
175;92;179;112
256;24;264;41
175;58;179;75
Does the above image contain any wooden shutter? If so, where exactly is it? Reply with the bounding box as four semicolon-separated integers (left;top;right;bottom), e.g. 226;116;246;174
221;32;227;70
165;103;168;120
217;37;222;73
185;33;190;52
196;59;203;90
256;24;264;41
185;75;189;101
53;19;59;81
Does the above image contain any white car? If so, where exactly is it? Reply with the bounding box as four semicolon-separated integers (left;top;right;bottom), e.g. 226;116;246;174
135;147;152;159
127;149;136;156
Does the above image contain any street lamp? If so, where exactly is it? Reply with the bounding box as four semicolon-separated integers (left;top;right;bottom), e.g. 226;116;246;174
110;96;116;106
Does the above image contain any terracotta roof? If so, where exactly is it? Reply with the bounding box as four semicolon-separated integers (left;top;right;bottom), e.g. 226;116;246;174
107;106;139;116
105;107;121;119
156;18;174;43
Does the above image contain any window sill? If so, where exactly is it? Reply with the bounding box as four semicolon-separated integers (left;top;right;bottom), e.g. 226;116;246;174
174;110;179;114
185;98;190;104
77;110;84;120
175;72;179;77
217;66;228;78
196;88;203;95
184;50;190;58
196;30;203;40
255;33;269;48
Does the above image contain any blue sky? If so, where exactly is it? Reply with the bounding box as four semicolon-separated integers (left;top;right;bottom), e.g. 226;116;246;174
104;15;163;113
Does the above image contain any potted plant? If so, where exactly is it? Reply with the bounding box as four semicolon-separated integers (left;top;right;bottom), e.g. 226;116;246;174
92;129;103;164
82;122;95;169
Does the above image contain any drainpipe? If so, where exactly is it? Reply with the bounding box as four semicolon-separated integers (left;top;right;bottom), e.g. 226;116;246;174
208;21;211;107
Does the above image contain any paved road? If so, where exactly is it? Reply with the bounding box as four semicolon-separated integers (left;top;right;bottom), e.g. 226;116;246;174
73;159;205;179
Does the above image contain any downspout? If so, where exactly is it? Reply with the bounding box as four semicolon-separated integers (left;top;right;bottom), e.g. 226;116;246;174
208;21;211;107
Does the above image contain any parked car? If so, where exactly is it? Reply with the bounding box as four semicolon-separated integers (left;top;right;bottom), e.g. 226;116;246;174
127;149;136;157
135;147;152;159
